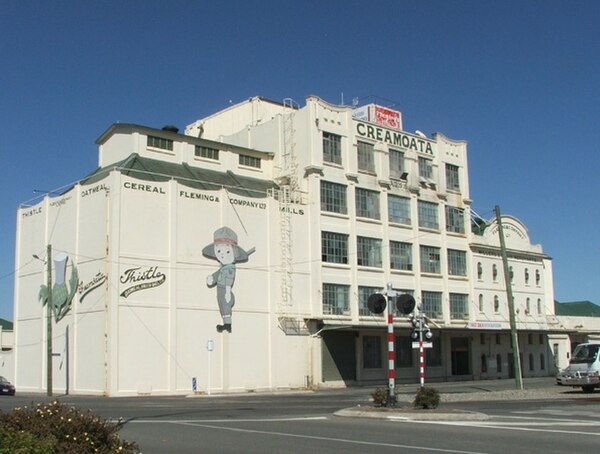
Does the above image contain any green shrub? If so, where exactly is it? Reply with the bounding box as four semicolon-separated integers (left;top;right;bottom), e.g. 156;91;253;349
0;401;140;453
371;387;399;407
413;386;440;409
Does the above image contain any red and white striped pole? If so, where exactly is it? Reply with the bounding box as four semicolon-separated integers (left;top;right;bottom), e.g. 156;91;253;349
419;311;425;387
386;300;396;406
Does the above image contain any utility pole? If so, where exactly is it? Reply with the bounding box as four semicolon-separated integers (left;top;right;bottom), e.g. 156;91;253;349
46;244;53;397
495;205;523;390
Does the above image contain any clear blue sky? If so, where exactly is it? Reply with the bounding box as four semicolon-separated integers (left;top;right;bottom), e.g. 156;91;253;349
1;0;599;321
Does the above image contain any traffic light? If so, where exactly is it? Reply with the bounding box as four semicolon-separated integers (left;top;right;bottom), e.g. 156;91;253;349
395;294;416;315
367;293;387;314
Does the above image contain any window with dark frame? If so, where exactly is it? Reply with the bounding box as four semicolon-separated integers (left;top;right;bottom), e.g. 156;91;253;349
323;132;342;164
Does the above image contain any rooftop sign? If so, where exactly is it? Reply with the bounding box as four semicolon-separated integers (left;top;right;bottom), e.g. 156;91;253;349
355;121;434;155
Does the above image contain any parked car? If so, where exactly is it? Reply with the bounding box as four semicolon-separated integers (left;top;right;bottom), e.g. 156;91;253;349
556;342;600;393
0;376;15;395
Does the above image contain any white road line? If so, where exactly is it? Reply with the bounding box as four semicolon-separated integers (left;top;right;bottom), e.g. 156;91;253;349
126;416;328;424
171;421;488;454
404;419;600;436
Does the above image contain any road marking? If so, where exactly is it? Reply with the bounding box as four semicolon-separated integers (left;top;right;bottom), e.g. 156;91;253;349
403;419;600;436
165;421;488;454
126;416;328;424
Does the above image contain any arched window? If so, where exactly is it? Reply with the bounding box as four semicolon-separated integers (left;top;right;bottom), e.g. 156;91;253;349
524;268;530;284
529;353;534;371
526;298;531;314
494;295;499;313
478;294;484;312
540;353;546;370
509;266;514;282
477;262;483;280
493;264;498;281
537;298;542;314
535;269;541;286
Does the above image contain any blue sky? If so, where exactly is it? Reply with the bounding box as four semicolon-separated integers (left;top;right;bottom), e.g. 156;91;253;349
1;0;599;320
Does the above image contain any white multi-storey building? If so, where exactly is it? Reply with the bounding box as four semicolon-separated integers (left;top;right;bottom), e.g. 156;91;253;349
13;95;564;395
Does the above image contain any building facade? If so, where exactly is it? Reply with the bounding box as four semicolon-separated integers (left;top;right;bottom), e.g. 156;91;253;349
14;95;562;395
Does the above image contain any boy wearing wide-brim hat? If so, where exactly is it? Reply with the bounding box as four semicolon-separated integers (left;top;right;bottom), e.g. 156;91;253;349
203;226;254;333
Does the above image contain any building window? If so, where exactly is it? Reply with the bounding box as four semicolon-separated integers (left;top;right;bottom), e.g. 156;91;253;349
320;181;347;214
389;149;405;179
239;154;261;168
493;264;498;281
421;291;442;319
540;353;546;370
537;298;542;315
496;354;502;372
322;284;350;316
420;245;441;274
524;268;530;285
496;333;501;345
357;141;375;173
528;333;533;345
323;132;342;164
363;336;382;369
388;195;411;225
477;262;483;280
447;249;467;276
535;269;541;286
478;294;484;312
445;206;465;234
509;266;514;282
481;354;488;373
418;156;433;179
425;339;442;367
321;232;348;264
195;145;219;160
526;298;531;315
450;293;469;320
418;201;439;229
494;295;500;313
390;241;412;271
395;336;413;367
359;286;383;316
529;354;536;371
355;188;380;219
357;236;382;268
445;164;460;191
147;135;173;151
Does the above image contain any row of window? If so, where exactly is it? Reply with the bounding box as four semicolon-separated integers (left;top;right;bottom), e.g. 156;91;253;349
322;232;467;275
478;294;544;315
481;353;546;374
321;181;465;233
364;335;442;369
147;136;262;169
362;337;547;371
323;132;461;191
477;262;542;286
323;284;468;320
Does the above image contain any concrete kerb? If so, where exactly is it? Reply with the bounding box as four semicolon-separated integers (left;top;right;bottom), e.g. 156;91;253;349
334;407;490;421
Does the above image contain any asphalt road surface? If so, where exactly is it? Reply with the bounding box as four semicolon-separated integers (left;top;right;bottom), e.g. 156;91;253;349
1;378;599;453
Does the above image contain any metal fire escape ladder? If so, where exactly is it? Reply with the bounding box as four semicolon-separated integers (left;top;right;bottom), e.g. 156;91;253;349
277;98;308;335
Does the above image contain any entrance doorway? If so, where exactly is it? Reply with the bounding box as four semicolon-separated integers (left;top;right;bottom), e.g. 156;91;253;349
451;337;471;376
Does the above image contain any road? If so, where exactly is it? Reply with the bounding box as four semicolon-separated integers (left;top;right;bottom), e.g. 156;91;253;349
1;378;599;453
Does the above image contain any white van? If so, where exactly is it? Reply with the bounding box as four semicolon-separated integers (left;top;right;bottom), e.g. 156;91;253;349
556;342;600;393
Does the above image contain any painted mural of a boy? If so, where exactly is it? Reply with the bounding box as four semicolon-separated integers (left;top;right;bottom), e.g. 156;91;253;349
202;226;254;333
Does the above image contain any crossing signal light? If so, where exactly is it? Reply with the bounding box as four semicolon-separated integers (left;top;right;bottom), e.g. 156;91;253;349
367;293;387;314
396;294;416;315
